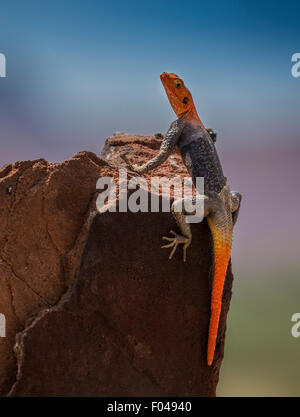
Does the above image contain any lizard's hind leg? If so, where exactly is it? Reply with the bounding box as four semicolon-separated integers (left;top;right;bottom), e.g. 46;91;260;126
162;196;206;262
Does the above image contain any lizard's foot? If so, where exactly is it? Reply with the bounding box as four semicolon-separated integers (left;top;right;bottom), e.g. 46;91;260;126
161;230;191;262
120;153;144;174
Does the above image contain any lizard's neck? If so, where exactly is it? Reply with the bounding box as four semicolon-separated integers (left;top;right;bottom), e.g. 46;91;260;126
178;106;205;129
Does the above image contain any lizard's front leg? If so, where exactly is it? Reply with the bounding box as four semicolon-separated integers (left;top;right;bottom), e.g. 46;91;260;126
120;119;185;174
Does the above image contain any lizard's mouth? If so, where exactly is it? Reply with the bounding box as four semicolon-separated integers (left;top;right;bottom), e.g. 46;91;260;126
160;72;168;80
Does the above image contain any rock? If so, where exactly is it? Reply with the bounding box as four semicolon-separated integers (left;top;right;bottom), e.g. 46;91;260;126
0;151;114;395
101;133;185;175
1;133;234;396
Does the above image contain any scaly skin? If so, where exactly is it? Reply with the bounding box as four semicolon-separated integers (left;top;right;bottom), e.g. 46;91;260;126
121;72;241;366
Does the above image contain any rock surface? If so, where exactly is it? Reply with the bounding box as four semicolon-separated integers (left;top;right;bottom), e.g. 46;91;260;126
0;133;234;396
0;151;113;395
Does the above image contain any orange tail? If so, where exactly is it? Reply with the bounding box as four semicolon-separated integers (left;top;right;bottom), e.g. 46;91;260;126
207;219;232;366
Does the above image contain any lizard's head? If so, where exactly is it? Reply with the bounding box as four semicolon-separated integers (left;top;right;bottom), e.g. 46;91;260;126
160;72;196;119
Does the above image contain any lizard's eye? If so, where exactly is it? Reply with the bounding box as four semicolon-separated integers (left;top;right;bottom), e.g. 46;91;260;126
174;80;181;88
182;97;188;104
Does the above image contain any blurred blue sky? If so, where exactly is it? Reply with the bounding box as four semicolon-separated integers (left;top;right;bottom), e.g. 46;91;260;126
0;0;299;164
1;2;300;396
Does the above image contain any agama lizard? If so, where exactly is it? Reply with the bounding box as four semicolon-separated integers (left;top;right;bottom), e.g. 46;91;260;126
121;72;242;366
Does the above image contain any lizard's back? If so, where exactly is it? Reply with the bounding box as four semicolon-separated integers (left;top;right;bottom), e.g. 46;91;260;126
177;120;226;194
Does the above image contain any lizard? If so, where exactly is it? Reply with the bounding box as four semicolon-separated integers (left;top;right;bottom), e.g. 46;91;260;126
121;72;241;366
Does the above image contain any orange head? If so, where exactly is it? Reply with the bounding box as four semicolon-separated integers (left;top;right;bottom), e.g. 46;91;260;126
160;72;202;124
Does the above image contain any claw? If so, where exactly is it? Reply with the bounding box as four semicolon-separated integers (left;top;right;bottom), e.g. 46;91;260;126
162;236;173;242
120;153;143;174
161;242;174;248
161;230;191;262
120;153;134;170
120;153;129;164
169;242;179;259
183;243;189;262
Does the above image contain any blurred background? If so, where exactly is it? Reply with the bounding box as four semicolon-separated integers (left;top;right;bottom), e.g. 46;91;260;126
0;0;300;396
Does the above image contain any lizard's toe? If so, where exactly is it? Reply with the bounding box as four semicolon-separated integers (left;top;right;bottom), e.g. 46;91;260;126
161;232;191;261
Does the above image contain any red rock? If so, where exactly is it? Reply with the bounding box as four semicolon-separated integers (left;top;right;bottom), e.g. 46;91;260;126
0;152;111;395
0;134;234;396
